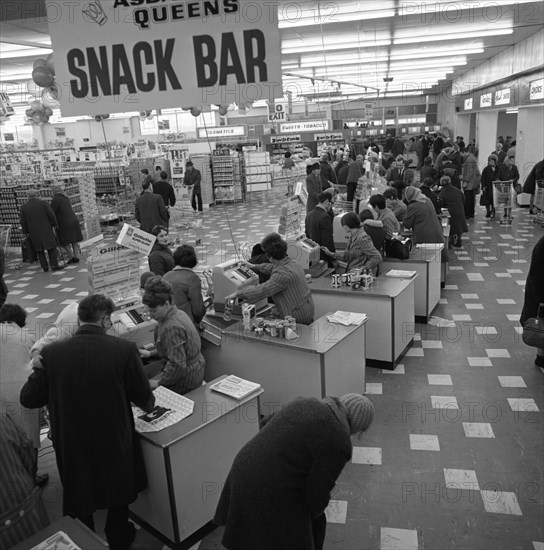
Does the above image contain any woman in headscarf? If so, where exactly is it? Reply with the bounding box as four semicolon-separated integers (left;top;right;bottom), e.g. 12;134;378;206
438;176;468;248
403;186;444;244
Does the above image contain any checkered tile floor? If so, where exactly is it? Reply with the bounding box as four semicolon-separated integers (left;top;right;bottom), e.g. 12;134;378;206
5;183;543;550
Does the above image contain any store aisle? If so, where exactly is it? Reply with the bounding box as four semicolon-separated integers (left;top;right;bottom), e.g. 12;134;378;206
4;186;543;550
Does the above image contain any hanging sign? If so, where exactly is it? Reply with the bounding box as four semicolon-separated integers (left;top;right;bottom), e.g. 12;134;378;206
529;78;544;101
314;133;343;142
268;103;286;122
197;126;245;139
45;0;282;117
270;135;301;143
280;120;330;133
464;98;473;110
479;93;492;108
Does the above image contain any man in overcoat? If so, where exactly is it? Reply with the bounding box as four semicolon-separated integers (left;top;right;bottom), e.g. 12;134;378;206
20;189;61;272
135;180;168;233
20;294;155;550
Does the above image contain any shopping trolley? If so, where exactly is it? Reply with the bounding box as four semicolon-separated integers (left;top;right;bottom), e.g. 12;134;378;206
532;179;544;227
492;180;515;225
0;224;12;268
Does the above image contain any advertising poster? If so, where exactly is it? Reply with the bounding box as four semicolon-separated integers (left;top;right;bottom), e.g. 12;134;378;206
45;0;282;116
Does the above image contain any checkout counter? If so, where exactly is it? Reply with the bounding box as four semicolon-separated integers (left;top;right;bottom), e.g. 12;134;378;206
130;377;262;549
201;313;367;414
310;275;415;370
287;235;329;277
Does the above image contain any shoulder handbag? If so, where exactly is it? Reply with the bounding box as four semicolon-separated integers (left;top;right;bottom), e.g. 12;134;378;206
384;237;412;260
522;304;544;349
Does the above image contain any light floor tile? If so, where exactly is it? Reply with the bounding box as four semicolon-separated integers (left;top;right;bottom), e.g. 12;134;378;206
462;422;495;438
498;376;526;388
405;348;424;357
507;314;521;321
60;300;75;305
497;298;516;304
25;307;38;313
59;277;74;281
413;333;421;341
409;434;440;451
427;374;452;385
467;273;484;281
486;349;511;358
439;298;448;304
35;313;55;319
365;383;383;394
507;398;539;412
481;490;522;515
461;293;479;299
495;273;512;278
60;287;76;292
45;284;61;289
18;277;33;281
443;285;458;290
475;326;498;335
473;262;489;267
382;365;405;375
466;304;484;310
325;500;348;524
453;314;472;321
13;283;29;287
499;234;514;239
514;326;523;335
76;292;88;297
516;281;526;286
9;290;24;295
449;266;464;271
443;468;480;490
431;396;459;409
467;357;493;367
352;447;382;465
507;269;523;273
380;527;419;550
533;542;544;550
511;259;527;263
422;340;443;349
21;294;39;299
37;299;54;304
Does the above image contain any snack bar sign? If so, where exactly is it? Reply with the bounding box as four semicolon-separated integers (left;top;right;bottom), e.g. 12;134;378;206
45;0;282;116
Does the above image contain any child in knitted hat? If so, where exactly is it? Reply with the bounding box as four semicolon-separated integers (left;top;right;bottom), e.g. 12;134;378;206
339;393;375;434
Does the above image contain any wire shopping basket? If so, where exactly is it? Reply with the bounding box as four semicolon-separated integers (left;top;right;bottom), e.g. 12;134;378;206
492;180;514;225
533;179;544;227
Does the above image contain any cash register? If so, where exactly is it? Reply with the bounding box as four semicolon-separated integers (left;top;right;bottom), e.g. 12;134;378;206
287;235;327;276
110;296;157;348
212;259;268;316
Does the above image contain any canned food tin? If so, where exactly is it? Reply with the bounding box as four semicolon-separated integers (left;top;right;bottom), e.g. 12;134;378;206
255;327;264;336
331;274;341;287
341;273;350;285
270;325;278;337
223;297;234;321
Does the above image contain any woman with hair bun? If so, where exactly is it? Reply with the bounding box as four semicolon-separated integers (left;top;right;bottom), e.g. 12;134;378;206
141;276;205;395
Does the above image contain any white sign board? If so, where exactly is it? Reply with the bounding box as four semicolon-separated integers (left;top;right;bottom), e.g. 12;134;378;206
280;120;330;133
197;126;246;139
480;93;492;108
45;0;282;116
464;98;473;110
529;78;544;101
268;103;286;122
116;223;156;256
314;133;343;142
271;135;301;143
495;88;511;106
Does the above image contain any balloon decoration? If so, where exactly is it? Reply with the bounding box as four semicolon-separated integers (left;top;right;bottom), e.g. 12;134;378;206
26;53;59;124
217;104;229;116
190;107;201;117
94;114;110;122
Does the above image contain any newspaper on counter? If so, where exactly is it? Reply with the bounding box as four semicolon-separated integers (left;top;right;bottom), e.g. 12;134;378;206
132;386;194;433
326;311;368;326
385;269;417;279
31;531;82;550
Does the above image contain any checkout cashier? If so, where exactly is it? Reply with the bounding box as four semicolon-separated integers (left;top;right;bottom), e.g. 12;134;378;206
234;233;315;325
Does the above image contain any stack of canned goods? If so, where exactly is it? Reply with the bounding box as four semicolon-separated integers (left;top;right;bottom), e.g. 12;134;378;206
331;269;374;290
251;317;297;338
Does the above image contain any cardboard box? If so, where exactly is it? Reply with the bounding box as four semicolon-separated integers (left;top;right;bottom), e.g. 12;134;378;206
116;223;156;255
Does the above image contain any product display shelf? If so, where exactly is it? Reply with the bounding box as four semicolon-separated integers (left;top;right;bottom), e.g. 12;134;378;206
212;151;237;203
244;151;272;192
0;187;24;246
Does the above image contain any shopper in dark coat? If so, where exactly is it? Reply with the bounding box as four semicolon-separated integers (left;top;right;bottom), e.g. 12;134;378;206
183;161;202;214
522;159;544;214
419;156;437;183
306;163;322;213
438;176;468;247
305;192;336;264
214;394;375;550
420;177;441;214
391;137;405;158
403;186;444;244
319;155;337;190
135;181;168;233
20;294;155;550
50;184;83;263
19;190;61;272
148;225;174;276
520;235;544;367
480;154;499;217
346;155;365;203
0;246;7;308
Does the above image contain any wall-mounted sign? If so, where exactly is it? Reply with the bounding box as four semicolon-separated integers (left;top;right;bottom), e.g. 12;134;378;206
495;88;511;106
280;120;330;133
480;93;492;108
0;92;15;118
3;133;14;141
45;0;282;116
529;78;544;101
314;133;343;142
464;98;473;110
55;127;66;137
270;135;301;144
197;126;245;139
158;120;170;130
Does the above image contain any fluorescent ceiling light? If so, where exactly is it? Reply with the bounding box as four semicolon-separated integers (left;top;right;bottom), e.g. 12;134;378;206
398;0;536;16
394;27;513;44
0;47;52;58
282;40;392;54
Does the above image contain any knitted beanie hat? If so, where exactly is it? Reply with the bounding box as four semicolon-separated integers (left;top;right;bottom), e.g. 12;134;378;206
340;394;375;434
